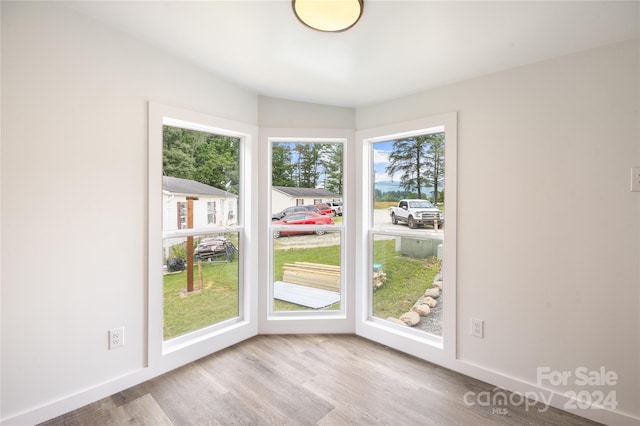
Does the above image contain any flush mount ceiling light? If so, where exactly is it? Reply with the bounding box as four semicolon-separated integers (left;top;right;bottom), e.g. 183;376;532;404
293;0;364;32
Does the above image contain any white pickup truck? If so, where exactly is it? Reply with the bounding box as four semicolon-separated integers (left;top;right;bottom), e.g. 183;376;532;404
326;201;343;217
389;199;443;229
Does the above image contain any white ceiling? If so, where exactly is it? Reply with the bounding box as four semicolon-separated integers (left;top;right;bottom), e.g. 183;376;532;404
64;1;639;108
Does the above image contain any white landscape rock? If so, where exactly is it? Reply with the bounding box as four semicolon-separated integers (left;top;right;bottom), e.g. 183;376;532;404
423;297;437;308
424;287;440;299
413;304;431;316
373;270;387;289
399;311;420;326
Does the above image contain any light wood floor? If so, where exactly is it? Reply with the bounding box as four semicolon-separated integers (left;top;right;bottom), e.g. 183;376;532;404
41;334;600;426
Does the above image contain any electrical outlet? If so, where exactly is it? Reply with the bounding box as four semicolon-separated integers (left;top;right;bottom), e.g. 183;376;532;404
631;167;640;192
109;327;125;350
470;318;484;338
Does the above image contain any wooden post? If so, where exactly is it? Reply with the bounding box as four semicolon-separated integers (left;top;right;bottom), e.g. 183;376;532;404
186;198;195;292
198;260;203;290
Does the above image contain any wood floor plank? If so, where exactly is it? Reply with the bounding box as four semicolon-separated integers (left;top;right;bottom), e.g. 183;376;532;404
198;340;335;425
109;394;174;426
39;397;118;426
40;335;601;426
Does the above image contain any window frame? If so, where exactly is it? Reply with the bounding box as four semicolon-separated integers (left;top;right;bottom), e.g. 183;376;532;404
355;112;457;365
148;102;258;367
259;128;355;334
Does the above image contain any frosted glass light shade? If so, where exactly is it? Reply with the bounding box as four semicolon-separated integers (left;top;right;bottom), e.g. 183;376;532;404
293;0;364;32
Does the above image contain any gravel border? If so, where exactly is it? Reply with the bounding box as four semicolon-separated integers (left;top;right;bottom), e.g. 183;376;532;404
416;290;442;335
414;270;443;336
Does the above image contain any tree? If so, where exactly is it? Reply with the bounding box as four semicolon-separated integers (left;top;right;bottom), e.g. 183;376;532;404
162;126;240;194
424;133;445;204
385;136;428;199
293;143;322;188
272;144;295;187
272;142;343;192
321;144;343;194
385;133;444;203
163;126;196;179
193;134;239;194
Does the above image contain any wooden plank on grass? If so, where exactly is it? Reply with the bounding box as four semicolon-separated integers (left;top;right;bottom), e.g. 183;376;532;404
282;262;341;292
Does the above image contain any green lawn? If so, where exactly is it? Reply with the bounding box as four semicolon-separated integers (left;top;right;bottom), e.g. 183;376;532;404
273;244;341;311
372;239;441;319
163;259;239;340
163;238;440;338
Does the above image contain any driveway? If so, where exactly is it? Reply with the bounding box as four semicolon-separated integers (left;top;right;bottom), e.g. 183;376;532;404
373;208;444;235
274;209;443;250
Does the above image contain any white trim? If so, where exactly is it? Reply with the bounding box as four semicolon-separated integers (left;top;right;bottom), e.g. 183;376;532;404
259;128;355;334
162;226;242;239
355;111;458;360
148;102;258;364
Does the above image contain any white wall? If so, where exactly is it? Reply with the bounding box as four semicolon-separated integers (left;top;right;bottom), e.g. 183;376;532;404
357;39;640;420
1;2;256;422
258;96;354;129
272;190;292;213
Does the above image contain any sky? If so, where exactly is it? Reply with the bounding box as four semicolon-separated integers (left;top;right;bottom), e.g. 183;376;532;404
372;140;396;182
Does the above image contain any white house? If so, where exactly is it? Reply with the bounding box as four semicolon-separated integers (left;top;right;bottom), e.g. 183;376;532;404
272;186;341;213
163;176;237;231
163;176;237;259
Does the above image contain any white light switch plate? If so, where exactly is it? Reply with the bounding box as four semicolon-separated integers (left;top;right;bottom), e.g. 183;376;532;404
631;167;640;192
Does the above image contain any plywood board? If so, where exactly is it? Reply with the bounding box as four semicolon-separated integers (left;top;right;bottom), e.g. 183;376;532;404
274;281;340;309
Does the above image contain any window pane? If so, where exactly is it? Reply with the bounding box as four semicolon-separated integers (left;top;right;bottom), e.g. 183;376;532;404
272;230;341;312
372;133;444;229
162;124;241;341
270;140;344;314
163;233;239;340
271;142;343;195
163;125;240;226
371;131;445;337
372;234;442;336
